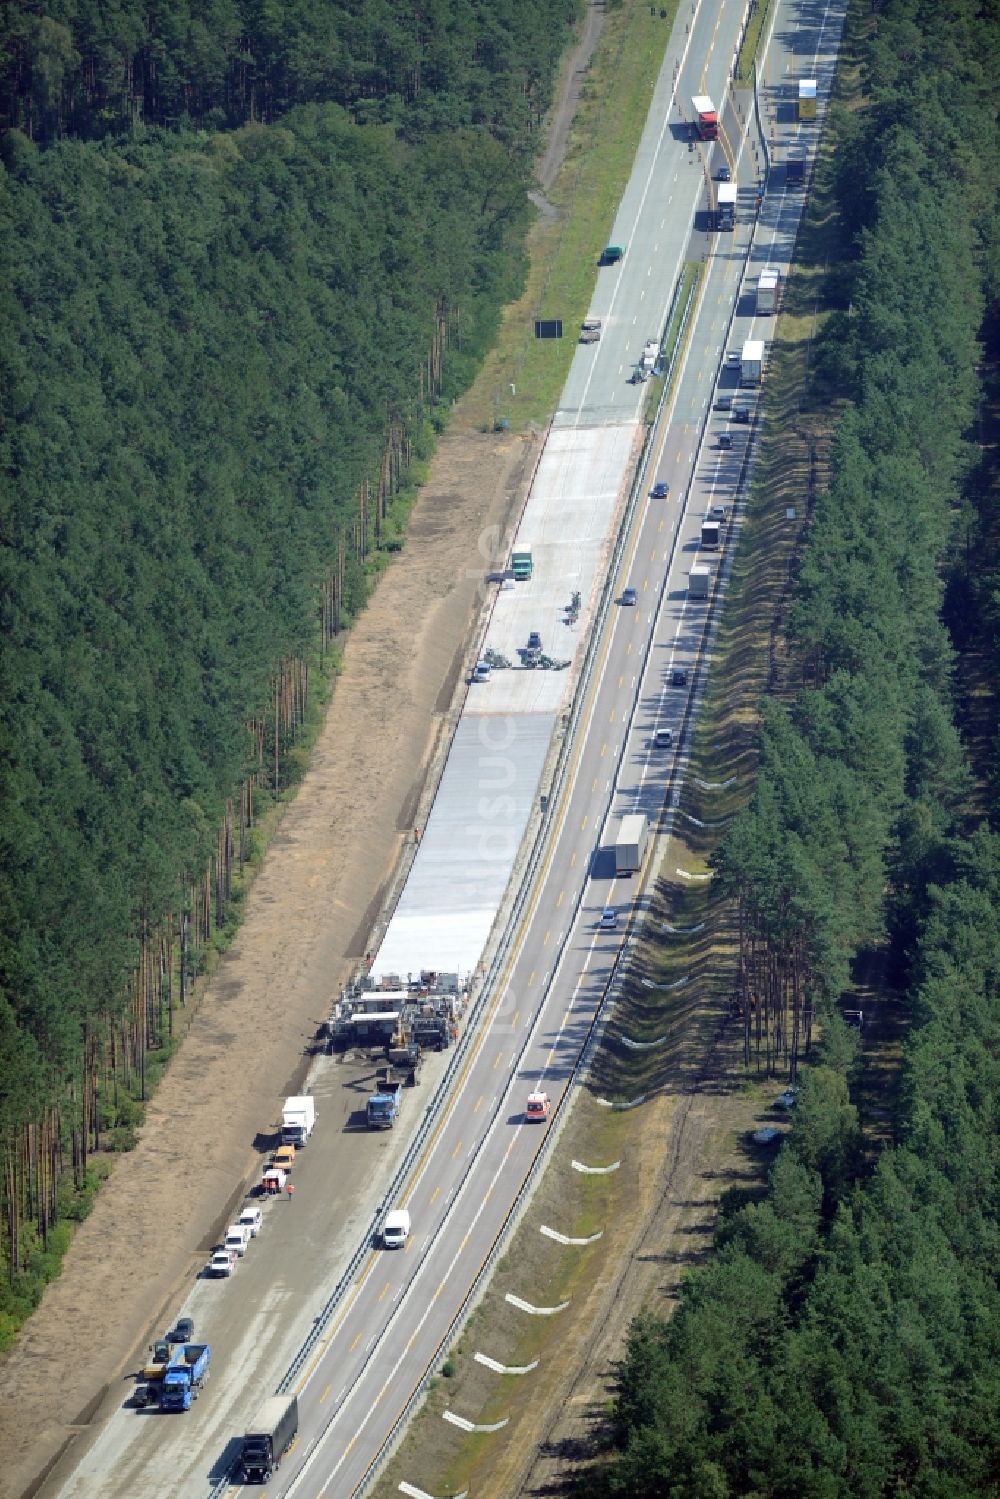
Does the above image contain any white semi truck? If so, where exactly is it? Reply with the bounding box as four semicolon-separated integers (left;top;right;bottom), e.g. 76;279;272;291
615;814;649;875
757;266;780;313
740;339;764;386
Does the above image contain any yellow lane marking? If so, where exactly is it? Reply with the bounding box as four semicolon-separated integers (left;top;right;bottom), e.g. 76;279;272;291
319;1384;331;1404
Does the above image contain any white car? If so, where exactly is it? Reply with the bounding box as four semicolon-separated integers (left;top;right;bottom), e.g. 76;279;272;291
208;1250;236;1278
382;1209;411;1249
238;1205;263;1237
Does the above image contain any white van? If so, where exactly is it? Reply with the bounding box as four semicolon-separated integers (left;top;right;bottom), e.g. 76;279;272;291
224;1223;251;1257
237;1205;263;1238
382;1209;411;1249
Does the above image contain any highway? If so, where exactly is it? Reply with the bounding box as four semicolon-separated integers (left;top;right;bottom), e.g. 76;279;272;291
51;0;845;1495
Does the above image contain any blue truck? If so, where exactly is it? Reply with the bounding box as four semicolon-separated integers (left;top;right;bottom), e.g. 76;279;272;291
366;1077;403;1129
160;1344;211;1412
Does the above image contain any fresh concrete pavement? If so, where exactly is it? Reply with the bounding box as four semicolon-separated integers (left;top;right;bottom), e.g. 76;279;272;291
50;0;845;1494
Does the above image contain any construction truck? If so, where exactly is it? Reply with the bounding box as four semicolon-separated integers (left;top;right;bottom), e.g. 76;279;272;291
281;1095;315;1148
692;95;719;140
143;1338;184;1385
367;1078;403;1129
511;546;533;581
160;1345;211;1412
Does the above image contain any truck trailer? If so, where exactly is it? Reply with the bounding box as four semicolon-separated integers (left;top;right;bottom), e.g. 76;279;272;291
241;1394;299;1483
715;182;737;231
281;1095;316;1147
740;339;764;386
160;1345;211;1412
756;267;779;314
615;814;649;876
367;1078;403;1128
692;95;719;140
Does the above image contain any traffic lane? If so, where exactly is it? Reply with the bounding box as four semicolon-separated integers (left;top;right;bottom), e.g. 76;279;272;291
276;956;614;1496
269;11;761;1481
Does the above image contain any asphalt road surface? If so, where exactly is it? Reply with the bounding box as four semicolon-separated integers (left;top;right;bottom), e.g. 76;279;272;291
51;0;845;1494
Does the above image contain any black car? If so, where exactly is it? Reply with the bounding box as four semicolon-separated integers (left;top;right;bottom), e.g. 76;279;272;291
671;668;689;687
130;1382;156;1409
716;165;731;182
651;481;669;499
168;1316;194;1344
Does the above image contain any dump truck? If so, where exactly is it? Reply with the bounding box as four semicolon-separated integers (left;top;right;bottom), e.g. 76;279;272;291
701;519;722;550
160;1345;211;1412
740;339;764;386
692;94;719;140
367;1077;403;1129
615;813;649;876
144;1339;184;1384
757;267;779;314
715;182;737;231
281;1095;315;1148
511;546;533;581
798;79;817;120
241;1394;299;1483
689;565;711;599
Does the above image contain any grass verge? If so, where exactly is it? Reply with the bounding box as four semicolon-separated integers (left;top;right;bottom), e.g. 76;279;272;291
455;0;682;432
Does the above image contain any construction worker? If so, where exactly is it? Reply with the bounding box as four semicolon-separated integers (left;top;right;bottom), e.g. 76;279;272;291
286;1182;295;1202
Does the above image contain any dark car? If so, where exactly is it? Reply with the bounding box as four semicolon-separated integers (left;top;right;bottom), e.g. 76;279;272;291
716;165;731;182
621;587;638;606
651;481;669;499
671;668;689;688
718;432;733;449
169;1316;194;1344
130;1382;156;1409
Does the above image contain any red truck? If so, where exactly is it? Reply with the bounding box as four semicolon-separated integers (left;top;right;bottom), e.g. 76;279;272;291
692;95;719;141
